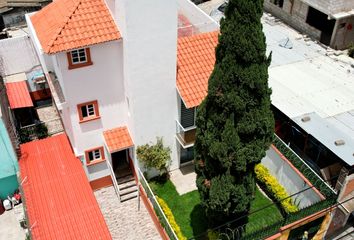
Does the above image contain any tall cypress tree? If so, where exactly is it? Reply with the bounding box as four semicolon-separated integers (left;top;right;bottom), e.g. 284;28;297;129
195;0;274;227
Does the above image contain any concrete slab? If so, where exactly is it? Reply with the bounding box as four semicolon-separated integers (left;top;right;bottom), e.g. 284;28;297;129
0;205;26;240
170;164;197;195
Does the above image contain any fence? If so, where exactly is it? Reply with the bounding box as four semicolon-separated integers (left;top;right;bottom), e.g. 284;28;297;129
210;190;336;240
138;168;179;240
203;135;338;240
272;134;336;198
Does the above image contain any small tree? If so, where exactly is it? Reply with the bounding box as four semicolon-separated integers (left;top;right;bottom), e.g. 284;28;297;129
137;137;171;179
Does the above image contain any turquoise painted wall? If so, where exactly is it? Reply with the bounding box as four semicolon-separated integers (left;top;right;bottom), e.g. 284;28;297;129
0;119;18;199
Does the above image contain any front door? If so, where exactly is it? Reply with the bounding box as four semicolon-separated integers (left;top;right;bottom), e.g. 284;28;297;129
112;149;131;178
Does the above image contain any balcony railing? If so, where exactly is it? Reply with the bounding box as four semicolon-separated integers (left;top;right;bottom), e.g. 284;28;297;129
175;120;196;148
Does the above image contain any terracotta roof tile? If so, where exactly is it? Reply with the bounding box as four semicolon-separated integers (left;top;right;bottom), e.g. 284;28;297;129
31;0;121;54
6;81;33;109
176;31;219;108
103;126;134;153
19;134;112;240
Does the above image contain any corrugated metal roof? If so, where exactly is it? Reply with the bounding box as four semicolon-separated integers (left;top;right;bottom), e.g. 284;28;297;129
292;112;354;166
6;81;33;109
19;134;112;240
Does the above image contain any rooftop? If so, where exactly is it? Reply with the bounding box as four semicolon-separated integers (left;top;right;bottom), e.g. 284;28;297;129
5;81;33;109
177;31;218;108
30;0;121;54
19;133;112;240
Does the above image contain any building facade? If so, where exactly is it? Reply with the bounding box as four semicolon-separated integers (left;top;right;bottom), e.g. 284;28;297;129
264;0;354;49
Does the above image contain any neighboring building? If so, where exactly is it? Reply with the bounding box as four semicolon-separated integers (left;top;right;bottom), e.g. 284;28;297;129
264;0;354;49
0;83;18;199
0;0;50;32
0;36;63;141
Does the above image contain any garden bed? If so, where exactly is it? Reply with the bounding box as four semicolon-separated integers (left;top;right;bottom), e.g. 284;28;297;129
149;180;283;239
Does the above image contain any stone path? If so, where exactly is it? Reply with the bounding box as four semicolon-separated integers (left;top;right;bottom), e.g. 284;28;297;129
94;186;160;240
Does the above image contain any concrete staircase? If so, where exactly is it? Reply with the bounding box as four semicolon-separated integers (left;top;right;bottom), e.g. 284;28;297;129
117;173;138;202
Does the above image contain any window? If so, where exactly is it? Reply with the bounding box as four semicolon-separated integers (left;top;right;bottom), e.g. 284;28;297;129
85;147;105;165
67;48;93;69
180;99;196;128
77;100;100;123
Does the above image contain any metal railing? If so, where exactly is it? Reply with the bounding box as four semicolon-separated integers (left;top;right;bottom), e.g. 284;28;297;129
138;168;179;240
175;119;196;148
106;159;121;202
273;134;336;198
210;190;336;240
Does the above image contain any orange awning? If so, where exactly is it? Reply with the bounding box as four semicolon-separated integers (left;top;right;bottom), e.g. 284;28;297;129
103;126;134;153
6;81;33;109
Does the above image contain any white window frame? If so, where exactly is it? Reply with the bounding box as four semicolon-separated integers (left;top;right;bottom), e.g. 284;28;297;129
81;103;95;118
88;149;102;161
70;48;87;64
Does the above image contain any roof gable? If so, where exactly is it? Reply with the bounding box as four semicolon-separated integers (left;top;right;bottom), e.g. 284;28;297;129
31;0;121;54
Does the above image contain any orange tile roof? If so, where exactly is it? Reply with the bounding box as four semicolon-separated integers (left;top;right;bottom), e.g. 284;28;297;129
176;31;219;108
103;126;134;153
6;81;33;109
31;0;121;54
19;134;112;240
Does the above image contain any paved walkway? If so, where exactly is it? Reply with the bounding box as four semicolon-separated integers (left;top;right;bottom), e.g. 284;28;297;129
0;204;26;240
94;186;160;240
170;164;197;195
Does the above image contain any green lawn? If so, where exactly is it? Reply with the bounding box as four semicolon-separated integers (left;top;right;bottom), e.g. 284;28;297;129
150;180;283;239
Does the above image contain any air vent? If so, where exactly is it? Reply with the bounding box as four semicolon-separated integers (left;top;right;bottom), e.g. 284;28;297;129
301;116;311;122
334;140;345;146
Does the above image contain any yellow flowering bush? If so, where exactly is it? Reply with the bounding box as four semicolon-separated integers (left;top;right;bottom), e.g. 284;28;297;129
156;196;187;240
255;164;298;213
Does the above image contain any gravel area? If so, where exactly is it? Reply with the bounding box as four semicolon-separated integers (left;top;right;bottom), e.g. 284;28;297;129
94;186;160;240
36;105;64;135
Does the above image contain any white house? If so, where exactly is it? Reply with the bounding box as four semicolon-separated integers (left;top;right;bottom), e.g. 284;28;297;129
25;0;217;195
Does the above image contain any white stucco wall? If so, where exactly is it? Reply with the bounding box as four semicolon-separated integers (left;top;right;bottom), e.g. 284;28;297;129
262;147;322;208
177;0;219;33
114;0;179;170
55;41;127;152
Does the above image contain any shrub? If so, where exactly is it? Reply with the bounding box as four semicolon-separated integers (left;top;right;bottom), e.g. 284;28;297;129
255;164;298;214
207;229;219;240
35;123;48;139
156;196;186;240
137;137;171;178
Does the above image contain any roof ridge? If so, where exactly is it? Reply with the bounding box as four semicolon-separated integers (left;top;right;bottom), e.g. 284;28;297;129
46;0;82;53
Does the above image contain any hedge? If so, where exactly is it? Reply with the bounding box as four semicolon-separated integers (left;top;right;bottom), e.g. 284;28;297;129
156;196;187;240
255;164;298;214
